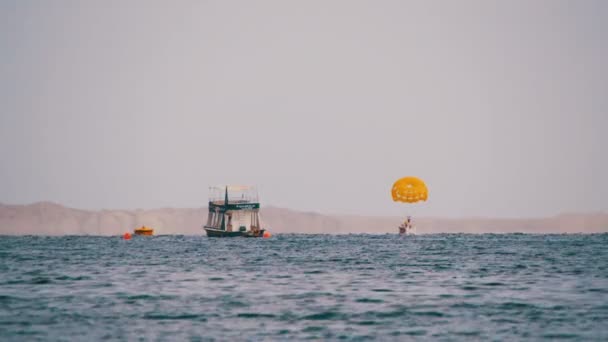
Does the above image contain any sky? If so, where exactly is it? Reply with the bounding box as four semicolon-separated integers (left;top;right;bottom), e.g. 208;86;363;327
1;0;607;218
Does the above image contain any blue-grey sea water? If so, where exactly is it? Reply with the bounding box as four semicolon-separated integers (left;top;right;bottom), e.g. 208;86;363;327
1;234;607;341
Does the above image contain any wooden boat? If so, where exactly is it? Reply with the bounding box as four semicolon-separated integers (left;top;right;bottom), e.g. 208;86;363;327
203;185;266;238
134;226;154;236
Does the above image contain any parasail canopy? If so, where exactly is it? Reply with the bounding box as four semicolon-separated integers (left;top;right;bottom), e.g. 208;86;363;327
391;176;428;203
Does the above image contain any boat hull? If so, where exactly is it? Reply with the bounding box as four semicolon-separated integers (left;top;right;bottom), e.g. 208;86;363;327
204;227;265;238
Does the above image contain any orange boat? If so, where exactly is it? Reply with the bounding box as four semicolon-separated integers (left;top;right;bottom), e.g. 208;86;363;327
134;226;154;236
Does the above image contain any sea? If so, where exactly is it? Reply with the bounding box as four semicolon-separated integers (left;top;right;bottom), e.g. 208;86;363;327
1;234;607;341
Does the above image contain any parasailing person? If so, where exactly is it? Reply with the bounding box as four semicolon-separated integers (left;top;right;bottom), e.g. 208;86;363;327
391;176;428;235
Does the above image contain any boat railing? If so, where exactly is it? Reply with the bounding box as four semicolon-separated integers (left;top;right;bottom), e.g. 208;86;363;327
210;199;259;206
208;185;259;203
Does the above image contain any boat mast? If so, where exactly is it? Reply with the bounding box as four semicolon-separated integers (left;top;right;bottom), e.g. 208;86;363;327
220;186;228;231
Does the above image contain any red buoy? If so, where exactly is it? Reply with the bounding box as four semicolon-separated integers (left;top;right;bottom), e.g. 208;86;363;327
123;232;132;240
263;231;271;238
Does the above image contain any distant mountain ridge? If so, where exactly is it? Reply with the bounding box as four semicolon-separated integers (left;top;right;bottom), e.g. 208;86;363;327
0;202;606;235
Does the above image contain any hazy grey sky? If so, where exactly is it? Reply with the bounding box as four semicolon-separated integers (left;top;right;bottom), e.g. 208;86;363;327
1;0;607;217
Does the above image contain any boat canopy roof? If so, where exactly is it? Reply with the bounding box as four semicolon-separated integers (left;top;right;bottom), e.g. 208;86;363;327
208;185;259;204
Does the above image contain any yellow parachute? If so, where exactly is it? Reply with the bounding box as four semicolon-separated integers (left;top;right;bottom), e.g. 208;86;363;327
391;176;428;203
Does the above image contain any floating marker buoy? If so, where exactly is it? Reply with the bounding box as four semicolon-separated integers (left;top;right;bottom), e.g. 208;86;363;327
123;232;132;240
263;231;271;238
